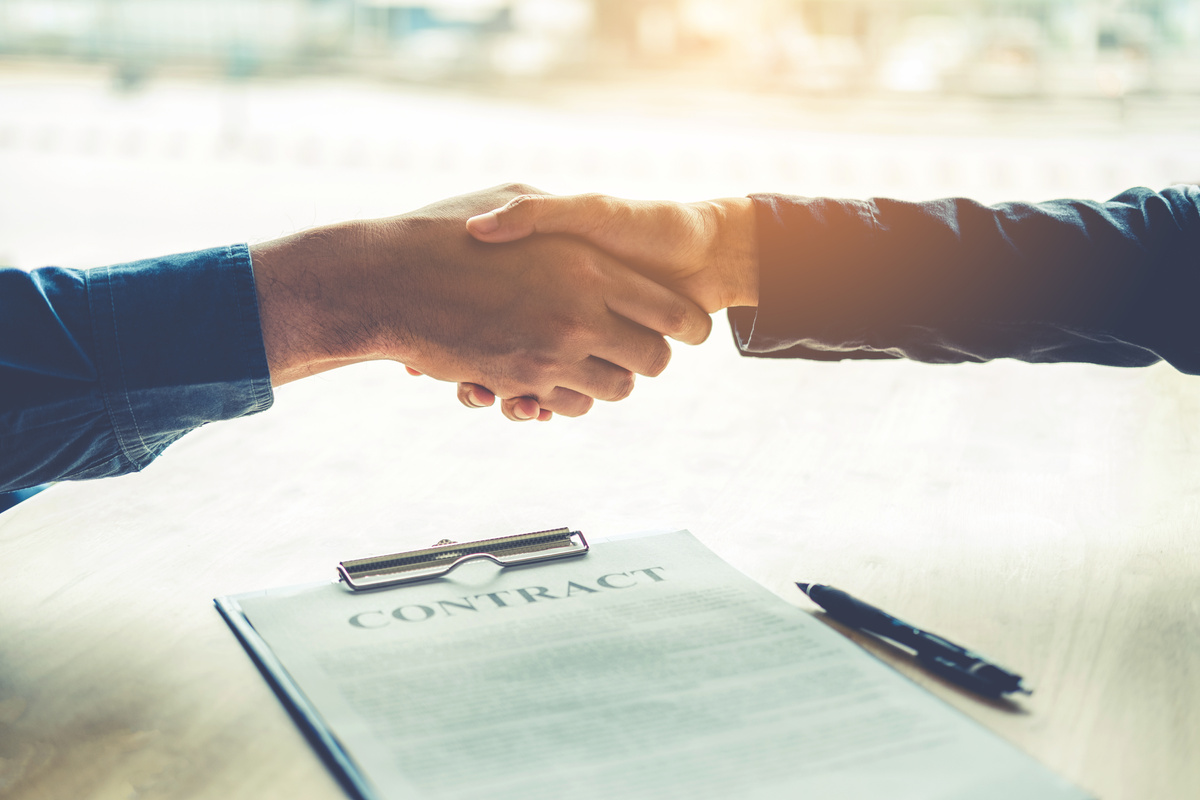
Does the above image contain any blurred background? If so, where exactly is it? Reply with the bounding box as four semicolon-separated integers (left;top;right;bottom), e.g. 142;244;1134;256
4;0;1200;97
3;0;1200;271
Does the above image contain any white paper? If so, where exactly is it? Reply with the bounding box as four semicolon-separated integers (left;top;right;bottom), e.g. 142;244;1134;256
228;530;1090;800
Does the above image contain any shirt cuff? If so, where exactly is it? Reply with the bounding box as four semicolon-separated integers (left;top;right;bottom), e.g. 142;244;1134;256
727;195;899;362
86;244;273;471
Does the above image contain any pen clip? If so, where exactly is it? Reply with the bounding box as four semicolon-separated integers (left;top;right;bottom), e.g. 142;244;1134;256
917;651;1032;697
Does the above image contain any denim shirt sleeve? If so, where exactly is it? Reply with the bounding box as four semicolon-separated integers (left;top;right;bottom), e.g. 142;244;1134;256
729;185;1200;374
0;245;273;492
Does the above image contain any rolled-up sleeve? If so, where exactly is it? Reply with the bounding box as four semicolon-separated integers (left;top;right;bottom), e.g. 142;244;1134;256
0;245;273;492
729;185;1200;373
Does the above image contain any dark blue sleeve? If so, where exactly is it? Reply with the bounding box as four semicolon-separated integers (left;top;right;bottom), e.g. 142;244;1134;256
0;245;273;492
729;185;1200;373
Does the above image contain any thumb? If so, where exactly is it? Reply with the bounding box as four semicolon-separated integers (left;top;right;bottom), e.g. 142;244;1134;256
466;193;606;243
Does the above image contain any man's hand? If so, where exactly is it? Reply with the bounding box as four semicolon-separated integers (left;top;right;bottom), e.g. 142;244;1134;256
466;193;759;313
454;192;759;419
249;185;713;420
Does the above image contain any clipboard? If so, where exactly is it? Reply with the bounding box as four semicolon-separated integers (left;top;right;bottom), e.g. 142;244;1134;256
216;526;588;800
215;528;1092;800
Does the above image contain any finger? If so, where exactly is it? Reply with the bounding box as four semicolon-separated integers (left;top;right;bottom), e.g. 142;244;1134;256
498;387;593;421
546;356;637;403
501;396;542;422
536;386;595;418
585;314;674;378
405;366;423;376
457;383;495;409
602;262;713;346
469;194;704;274
468;195;716;339
466;194;611;243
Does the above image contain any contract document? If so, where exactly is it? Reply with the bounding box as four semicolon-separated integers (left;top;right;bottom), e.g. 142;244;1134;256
216;529;1090;800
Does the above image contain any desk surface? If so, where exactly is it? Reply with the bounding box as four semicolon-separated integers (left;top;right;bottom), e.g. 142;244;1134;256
1;338;1198;800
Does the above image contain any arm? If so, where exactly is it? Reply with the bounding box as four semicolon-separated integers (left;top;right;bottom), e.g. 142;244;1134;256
0;184;711;493
465;185;1200;374
1;246;271;493
737;186;1200;370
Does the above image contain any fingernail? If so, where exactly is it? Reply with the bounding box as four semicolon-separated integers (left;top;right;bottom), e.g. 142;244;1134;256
513;404;534;420
465;389;484;408
468;211;499;234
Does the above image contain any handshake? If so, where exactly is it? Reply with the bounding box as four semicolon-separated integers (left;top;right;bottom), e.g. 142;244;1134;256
8;179;1185;494
251;184;760;421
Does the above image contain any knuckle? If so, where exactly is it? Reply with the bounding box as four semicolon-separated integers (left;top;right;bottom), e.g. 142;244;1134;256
548;312;589;346
660;300;695;338
501;182;541;197
593;195;631;234
503;193;544;217
608;370;636;402
579;192;610;211
644;341;672;377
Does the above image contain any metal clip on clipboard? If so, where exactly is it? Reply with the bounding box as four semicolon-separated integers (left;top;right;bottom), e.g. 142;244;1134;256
337;527;589;591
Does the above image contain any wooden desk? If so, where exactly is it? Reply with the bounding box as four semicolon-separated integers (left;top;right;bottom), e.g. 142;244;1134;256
1;340;1198;799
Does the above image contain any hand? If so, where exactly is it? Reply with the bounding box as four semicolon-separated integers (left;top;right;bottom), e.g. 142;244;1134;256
453;192;759;419
466;193;759;313
249;184;713;420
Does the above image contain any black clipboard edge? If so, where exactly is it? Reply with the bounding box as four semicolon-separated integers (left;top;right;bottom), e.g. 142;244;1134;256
214;595;379;800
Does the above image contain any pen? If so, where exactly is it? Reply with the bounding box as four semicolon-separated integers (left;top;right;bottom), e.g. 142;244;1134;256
796;583;1032;699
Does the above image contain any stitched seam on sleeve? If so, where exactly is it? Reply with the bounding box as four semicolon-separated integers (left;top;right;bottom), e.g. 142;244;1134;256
231;243;274;411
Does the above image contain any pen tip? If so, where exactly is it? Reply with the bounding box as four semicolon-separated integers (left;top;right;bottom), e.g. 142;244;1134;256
795;582;811;596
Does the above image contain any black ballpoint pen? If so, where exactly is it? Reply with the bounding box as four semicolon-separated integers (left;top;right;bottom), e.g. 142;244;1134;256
796;583;1032;699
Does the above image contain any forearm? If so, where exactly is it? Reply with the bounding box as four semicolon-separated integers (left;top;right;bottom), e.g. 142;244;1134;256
0;247;272;492
731;185;1200;372
249;220;383;386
